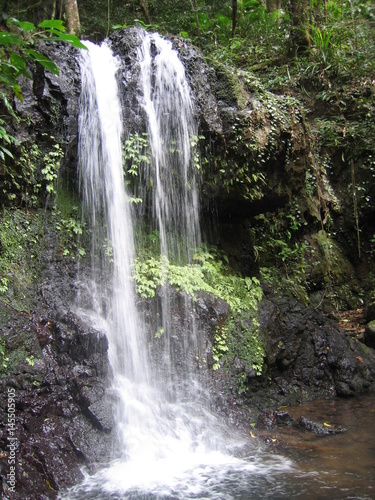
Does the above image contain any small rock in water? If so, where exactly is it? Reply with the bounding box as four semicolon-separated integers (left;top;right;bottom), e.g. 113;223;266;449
256;410;277;429
296;416;347;435
275;410;294;426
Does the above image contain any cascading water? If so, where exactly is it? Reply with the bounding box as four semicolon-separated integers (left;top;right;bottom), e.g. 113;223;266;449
77;40;146;383
137;32;201;261
62;35;293;500
135;32;203;402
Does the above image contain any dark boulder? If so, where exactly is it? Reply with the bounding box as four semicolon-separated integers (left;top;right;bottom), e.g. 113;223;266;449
364;321;375;349
296;416;346;435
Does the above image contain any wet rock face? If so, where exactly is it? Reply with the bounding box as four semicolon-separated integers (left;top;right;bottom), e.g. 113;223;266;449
0;238;114;498
209;296;375;428
11;41;82;194
140;287;229;398
256;409;346;435
107;27;223;137
258;297;375;399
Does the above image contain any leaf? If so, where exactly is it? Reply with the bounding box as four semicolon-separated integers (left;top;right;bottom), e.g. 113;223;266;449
27;50;59;75
10;53;32;79
10;19;35;31
38;19;66;32
0;146;14;159
323;422;332;427
49;32;87;50
0;32;25;46
10;52;26;69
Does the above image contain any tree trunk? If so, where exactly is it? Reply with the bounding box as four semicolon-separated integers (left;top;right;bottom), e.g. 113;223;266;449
64;0;80;35
232;0;238;37
287;0;310;55
190;0;200;37
138;0;150;25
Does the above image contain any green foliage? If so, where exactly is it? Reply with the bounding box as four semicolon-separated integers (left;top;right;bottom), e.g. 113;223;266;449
0;340;9;371
134;243;263;313
155;327;164;338
212;324;229;371
252;205;310;304
2;138;63;208
0;92;19;161
0;17;86;99
0;16;86;165
203;69;305;201
308;24;335;65
0;208;44;307
123;133;150;175
52;187;86;259
135;240;264;377
226;313;264;382
123;132;150;204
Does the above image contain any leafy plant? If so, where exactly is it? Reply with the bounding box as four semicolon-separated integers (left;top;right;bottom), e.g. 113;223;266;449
0;17;86;98
135;243;263;312
0;17;86;167
3;139;63;208
308;24;335;65
252;205;310;303
0;208;44;305
212;324;229;370
123;132;150;204
0;341;9;371
52;188;87;259
134;241;264;376
227;313;264;382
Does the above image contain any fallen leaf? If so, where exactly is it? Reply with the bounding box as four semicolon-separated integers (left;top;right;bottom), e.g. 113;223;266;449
356;356;364;364
250;431;256;438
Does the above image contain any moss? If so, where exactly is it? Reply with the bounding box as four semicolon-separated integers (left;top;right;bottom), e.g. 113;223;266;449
0;209;45;311
0;302;43;378
307;231;364;309
358;340;371;355
224;312;264;388
209;59;249;109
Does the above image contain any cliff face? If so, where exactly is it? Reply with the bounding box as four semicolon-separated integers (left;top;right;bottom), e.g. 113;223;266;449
0;29;374;497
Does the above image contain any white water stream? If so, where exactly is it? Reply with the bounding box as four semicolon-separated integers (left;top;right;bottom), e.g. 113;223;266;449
137;32;201;261
62;36;292;499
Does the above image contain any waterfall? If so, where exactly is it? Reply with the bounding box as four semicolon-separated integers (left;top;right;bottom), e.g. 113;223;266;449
137;32;201;261
63;34;292;500
77;39;148;383
135;32;202;402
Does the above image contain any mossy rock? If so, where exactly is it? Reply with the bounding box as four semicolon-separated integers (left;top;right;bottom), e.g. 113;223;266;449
364;320;375;349
307;231;364;310
307;231;353;283
210;60;250;109
0;302;43;380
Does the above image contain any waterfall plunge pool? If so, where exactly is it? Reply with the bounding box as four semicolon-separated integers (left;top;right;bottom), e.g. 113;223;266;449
60;392;375;499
